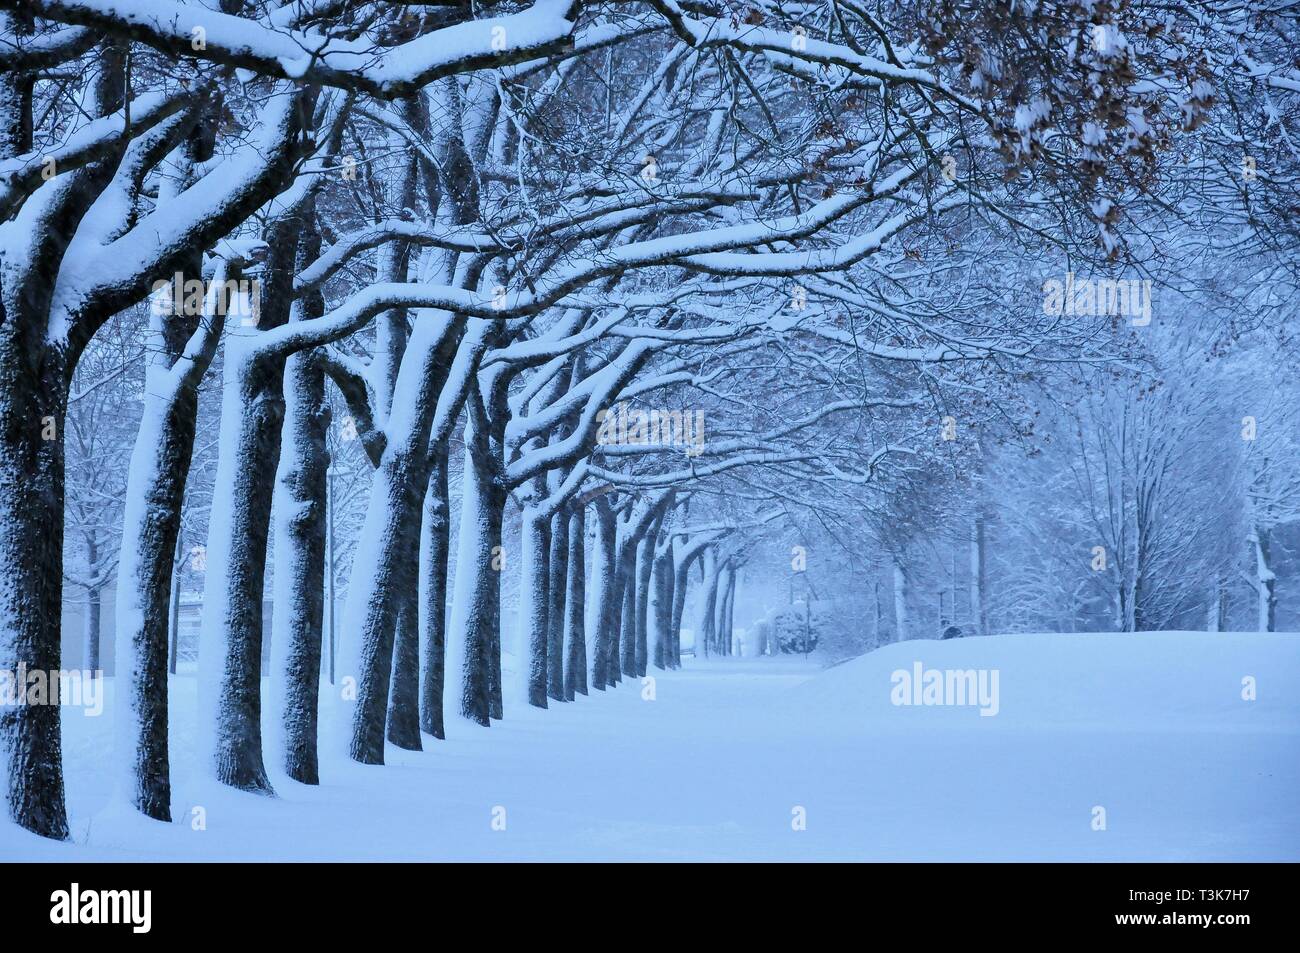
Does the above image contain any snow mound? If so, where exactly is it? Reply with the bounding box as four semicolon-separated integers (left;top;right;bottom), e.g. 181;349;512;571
784;631;1300;730
1;633;1295;861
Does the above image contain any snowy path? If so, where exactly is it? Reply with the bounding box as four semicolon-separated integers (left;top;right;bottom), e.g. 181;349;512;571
2;633;1298;861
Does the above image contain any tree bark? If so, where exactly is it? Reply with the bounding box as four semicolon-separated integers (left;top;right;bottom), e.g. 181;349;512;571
650;544;672;670
634;532;654;677
198;335;284;795
271;348;329;783
589;499;618;690
970;515;988;637
1207;575;1230;633
199;202;310;795
546;507;568;702
83;581;101;676
112;125;221;819
386;594;423;750
345;444;431;760
343;313;465;762
722;565;738;656
0;345;71;839
618;555;637;679
270;205;330;782
1254;526;1277;633
448;438;506;726
893;561;909;642
697;549;718;658
563;505;587;699
520;505;551;709
419;448;450;738
714;564;732;655
168;534;182;676
670;549;694;667
115;334;208;817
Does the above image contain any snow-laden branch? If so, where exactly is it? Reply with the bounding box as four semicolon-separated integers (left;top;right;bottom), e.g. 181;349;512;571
505;341;655;486
590;451;814;489
256;179;944;360
53;87;313;338
647;0;984;111
596;397;921;461
680;191;965;277
14;0;586;98
0;89;190;220
0;22;94;68
294;219;504;294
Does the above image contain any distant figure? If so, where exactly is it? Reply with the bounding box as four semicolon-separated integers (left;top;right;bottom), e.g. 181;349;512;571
939;618;962;640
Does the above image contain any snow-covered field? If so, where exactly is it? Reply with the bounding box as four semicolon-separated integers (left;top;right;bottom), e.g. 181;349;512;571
3;631;1297;861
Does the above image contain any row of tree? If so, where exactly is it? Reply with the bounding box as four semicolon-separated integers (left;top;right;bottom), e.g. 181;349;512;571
1;0;1295;841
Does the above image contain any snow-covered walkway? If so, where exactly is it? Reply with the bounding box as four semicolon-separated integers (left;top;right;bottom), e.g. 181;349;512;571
2;632;1298;861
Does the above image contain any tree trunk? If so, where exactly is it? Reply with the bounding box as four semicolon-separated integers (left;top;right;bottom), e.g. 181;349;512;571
730;571;740;655
448;442;507;726
713;564;732;655
344;445;431;761
371;138;424;755
697;550;720;659
115;381;200;815
84;583;101;676
1132;563;1150;631
520;506;551;709
0;19;120;841
546;507;568;702
589;500;618;690
488;602;504;719
665;542;679;666
618;555;637;679
872;577;883;647
168;534;182;676
271;349;329;783
893;561;909;642
343;313;465;760
1207;576;1230;633
199;205;306;794
634;533;654;676
419;448;450;738
0;343;71;839
113;122;220;819
650;556;670;670
970;515;988;636
721;566;737;656
271;205;330;782
650;547;672;670
198;336;284;795
563;505;587;699
1255;526;1277;633
670;552;693;667
386;594;422;750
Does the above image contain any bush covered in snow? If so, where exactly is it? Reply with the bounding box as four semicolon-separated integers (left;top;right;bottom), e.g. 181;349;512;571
753;600;882;661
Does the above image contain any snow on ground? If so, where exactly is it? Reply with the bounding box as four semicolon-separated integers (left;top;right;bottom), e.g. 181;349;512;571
2;631;1298;861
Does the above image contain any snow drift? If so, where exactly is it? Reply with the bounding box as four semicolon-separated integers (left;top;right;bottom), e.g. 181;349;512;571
1;631;1296;861
786;631;1300;730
